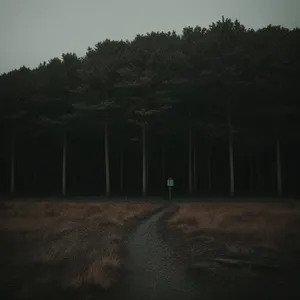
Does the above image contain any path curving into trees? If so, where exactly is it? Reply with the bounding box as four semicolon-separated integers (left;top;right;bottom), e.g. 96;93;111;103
111;205;201;300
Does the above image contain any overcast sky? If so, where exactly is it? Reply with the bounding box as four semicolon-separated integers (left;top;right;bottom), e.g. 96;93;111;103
0;0;299;74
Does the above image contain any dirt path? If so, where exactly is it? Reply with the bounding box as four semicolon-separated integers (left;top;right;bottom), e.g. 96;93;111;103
111;205;201;300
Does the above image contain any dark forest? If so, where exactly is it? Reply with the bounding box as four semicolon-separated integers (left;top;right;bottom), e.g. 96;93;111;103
1;18;299;198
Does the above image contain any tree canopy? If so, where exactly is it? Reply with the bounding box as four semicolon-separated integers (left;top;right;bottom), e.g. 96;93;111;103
0;18;299;197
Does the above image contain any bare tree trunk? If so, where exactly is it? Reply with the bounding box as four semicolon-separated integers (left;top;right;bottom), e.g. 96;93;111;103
146;134;149;188
10;134;15;195
142;122;146;196
256;152;262;192
161;146;165;191
249;148;254;193
62;132;67;197
120;147;124;194
188;115;192;195
207;142;212;191
193;147;197;193
276;136;282;196
249;159;254;193
228;131;235;196
104;120;110;197
228;100;235;197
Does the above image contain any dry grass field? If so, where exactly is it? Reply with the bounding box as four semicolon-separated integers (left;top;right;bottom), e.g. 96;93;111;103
164;203;300;300
168;203;300;259
0;201;161;300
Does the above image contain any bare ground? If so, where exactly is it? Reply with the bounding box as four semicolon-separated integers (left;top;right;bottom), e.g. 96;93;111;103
159;202;300;300
0;200;161;300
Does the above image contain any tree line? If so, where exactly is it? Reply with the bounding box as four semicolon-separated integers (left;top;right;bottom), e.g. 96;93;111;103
0;17;299;198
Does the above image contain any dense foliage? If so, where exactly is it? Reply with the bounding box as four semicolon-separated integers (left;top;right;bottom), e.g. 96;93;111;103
1;18;299;197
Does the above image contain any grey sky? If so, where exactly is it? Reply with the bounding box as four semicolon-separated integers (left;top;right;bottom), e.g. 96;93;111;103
0;0;299;74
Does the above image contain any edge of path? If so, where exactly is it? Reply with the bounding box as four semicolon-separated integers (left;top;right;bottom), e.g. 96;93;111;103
155;204;191;264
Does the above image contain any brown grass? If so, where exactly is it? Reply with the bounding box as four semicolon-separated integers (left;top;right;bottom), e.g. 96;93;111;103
169;203;300;252
0;201;160;299
165;203;300;300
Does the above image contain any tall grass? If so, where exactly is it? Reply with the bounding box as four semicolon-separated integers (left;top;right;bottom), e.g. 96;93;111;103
0;201;160;298
169;203;300;250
